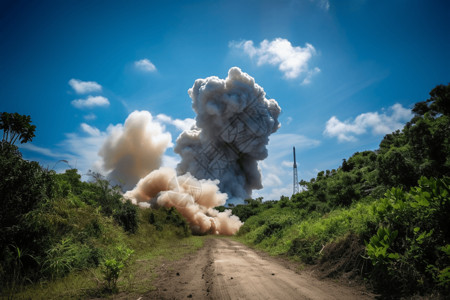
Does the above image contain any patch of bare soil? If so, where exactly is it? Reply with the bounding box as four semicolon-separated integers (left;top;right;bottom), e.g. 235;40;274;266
141;237;376;299
315;233;371;286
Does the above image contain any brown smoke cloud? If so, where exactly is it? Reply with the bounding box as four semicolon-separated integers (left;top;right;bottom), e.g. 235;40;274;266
99;110;172;190
124;167;242;235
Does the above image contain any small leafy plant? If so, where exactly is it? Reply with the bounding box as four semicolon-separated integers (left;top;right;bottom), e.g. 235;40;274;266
101;245;134;293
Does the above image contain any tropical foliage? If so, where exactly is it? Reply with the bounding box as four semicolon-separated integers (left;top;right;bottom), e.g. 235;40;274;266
0;113;191;296
235;83;450;297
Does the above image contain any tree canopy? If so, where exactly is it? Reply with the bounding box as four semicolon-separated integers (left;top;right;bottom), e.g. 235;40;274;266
0;112;36;147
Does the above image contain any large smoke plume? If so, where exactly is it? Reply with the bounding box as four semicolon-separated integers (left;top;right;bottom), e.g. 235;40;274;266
175;67;281;199
99;110;171;190
124;167;242;235
101;67;280;235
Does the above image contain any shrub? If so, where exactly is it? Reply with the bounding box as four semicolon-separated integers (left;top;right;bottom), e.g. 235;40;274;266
366;177;450;295
101;245;133;293
113;200;138;233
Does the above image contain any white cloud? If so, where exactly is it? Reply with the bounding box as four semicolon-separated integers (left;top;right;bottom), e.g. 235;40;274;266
253;184;292;201
263;173;283;188
162;155;180;169
156;113;196;131
71;96;110;109
20;143;67;159
69;79;102;94
268;133;321;160
83;113;97;120
231;38;320;82
134;59;157;72
311;0;330;11
80;123;101;137
62;132;107;176
324;103;412;142
281;160;293;168
301;67;321;85
19;130;106;177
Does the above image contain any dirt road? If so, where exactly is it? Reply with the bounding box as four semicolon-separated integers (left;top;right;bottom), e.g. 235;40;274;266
143;238;374;299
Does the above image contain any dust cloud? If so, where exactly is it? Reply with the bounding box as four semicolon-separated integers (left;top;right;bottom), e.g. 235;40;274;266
124;167;242;235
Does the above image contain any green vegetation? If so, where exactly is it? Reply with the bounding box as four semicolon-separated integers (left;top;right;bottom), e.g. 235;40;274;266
235;83;450;298
0;113;201;298
1;112;36;146
1;83;448;298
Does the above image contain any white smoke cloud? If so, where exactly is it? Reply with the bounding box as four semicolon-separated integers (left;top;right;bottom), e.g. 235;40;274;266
99;110;172;190
134;59;157;72
69;78;102;94
231;38;319;83
324;103;412;142
124;167;242;235
71;95;110;109
174;67;281;200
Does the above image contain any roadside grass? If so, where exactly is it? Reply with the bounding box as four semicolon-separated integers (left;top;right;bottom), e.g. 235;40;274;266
236;200;378;261
9;210;205;299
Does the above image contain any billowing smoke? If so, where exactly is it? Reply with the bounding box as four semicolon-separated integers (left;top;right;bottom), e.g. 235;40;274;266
175;67;281;200
99;110;172;190
99;67;279;235
124;167;242;235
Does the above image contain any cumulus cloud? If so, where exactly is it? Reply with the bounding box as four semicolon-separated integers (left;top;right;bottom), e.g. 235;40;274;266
324;103;412;142
134;59;157;72
231;38;319;82
71;96;110;109
99;110;172;190
69;79;102;94
156;114;196;132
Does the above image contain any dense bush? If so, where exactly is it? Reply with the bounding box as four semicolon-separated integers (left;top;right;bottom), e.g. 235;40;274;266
145;207;190;237
231;198;275;222
0;150;138;290
114;200;139;234
0;144;56;287
366;177;450;295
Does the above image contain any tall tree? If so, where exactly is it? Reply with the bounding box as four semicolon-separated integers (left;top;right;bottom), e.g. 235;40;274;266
0;112;36;146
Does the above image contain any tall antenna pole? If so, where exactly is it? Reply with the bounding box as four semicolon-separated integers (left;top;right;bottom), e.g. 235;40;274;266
293;147;299;195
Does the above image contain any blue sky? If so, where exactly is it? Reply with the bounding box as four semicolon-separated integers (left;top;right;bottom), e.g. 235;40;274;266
1;0;449;201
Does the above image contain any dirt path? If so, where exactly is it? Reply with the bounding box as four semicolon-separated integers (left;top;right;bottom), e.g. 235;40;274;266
143;238;374;299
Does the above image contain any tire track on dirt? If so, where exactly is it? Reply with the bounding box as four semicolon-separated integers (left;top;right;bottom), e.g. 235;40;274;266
142;238;374;299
